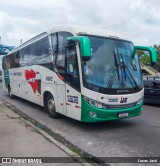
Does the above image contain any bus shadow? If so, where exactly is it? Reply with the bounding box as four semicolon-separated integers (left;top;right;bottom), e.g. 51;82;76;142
3;93;45;113
3;93;139;132
62;115;139;132
15;96;45;111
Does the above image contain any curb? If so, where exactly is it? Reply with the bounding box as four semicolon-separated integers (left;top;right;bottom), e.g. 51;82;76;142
21;118;92;166
0;97;108;166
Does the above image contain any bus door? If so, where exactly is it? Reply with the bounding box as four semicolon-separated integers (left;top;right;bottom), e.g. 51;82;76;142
56;83;66;115
65;45;81;121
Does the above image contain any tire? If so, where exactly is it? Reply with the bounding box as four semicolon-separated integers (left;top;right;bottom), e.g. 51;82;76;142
8;85;15;99
44;93;59;118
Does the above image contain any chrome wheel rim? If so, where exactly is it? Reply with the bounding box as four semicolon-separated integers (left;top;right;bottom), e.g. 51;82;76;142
47;99;55;112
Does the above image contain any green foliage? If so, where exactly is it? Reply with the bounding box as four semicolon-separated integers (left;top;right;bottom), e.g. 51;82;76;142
151;44;160;72
153;44;160;55
139;54;150;65
136;50;145;56
153;44;160;65
137;49;150;65
137;44;160;66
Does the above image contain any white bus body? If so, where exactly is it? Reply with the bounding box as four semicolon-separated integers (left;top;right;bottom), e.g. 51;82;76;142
2;25;156;122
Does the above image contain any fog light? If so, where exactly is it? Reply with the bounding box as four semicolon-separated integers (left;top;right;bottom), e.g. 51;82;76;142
89;111;97;118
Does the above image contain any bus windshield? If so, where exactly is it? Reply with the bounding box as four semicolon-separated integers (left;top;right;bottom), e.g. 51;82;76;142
82;35;142;91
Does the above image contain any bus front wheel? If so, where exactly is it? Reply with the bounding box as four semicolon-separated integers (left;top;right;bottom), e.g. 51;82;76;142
45;94;59;119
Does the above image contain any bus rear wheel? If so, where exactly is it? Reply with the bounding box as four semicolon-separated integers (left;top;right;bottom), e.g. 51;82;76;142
44;94;59;119
8;86;15;99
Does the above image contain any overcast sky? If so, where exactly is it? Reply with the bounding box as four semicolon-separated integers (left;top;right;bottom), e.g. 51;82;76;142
0;0;160;46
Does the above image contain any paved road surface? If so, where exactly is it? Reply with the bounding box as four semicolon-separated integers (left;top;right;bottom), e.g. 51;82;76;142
0;99;83;166
0;83;160;164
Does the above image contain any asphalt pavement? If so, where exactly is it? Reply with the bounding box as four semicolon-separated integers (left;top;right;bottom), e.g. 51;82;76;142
0;96;86;166
0;83;160;166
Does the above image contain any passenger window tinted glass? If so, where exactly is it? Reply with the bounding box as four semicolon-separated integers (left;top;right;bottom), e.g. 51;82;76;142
13;51;20;68
2;56;10;69
55;32;72;77
152;82;160;89
19;43;36;67
8;54;14;68
51;33;58;56
2;57;6;69
28;43;36;65
66;45;80;90
36;37;51;64
143;81;151;88
20;48;29;67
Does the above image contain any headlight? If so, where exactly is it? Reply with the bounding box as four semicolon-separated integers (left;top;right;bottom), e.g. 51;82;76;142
84;97;107;109
136;98;143;105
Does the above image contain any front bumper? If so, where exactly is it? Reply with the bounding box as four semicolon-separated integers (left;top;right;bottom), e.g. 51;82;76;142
81;95;143;122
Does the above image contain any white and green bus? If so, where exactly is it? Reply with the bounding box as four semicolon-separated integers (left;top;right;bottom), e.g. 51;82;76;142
2;25;157;122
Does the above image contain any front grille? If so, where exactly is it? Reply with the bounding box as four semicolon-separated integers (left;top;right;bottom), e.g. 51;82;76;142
108;102;137;110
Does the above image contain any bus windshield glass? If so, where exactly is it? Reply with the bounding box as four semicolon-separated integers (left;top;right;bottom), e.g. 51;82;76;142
82;35;142;90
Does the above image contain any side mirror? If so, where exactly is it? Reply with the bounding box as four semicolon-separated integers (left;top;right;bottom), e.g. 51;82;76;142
67;36;91;60
134;46;157;66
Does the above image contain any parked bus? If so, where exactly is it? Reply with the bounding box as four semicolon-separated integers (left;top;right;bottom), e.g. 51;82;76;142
2;25;157;122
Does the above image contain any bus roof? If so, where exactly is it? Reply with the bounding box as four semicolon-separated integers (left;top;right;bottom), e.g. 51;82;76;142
9;25;130;54
50;24;128;40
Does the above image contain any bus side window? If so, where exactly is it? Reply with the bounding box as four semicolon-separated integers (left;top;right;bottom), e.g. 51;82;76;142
8;54;14;68
14;51;20;68
51;33;58;58
20;48;29;67
2;57;6;69
28;43;36;66
55;32;73;77
36;36;51;65
66;45;80;91
5;56;11;69
8;53;19;69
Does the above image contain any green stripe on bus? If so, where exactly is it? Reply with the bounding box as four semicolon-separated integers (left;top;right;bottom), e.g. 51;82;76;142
81;95;143;122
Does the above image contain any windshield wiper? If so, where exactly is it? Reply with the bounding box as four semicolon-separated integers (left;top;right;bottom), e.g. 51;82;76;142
113;51;120;80
119;53;139;89
107;52;120;88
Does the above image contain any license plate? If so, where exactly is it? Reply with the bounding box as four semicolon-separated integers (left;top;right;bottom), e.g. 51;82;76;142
118;112;128;118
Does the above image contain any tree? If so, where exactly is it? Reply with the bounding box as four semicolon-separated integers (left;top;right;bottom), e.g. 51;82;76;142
137;44;160;71
139;54;150;65
137;50;151;65
153;44;160;55
152;44;160;72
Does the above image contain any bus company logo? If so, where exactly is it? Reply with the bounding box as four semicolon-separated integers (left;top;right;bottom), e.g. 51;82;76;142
25;69;41;94
120;97;127;103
